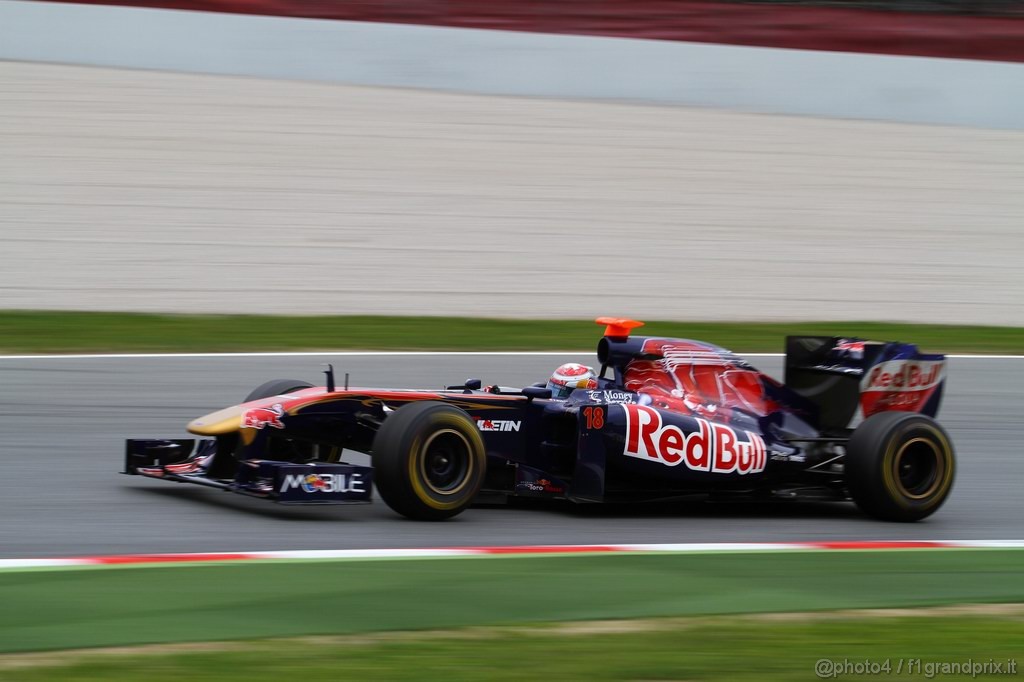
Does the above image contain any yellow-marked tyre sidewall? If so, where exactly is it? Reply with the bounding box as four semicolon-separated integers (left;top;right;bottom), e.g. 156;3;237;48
405;413;486;512
879;423;954;511
373;402;487;520
847;412;956;522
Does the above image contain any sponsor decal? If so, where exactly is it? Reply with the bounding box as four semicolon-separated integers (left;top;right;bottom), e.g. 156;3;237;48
622;404;766;475
834;339;865;359
280;472;366;494
586;390;636;404
241;403;285;430
862;360;944;392
537;478;564;493
516;478;565;494
476;418;521;432
860;359;944;416
868;392;921;410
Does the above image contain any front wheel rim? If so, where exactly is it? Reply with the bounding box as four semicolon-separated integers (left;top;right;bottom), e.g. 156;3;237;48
418;429;473;496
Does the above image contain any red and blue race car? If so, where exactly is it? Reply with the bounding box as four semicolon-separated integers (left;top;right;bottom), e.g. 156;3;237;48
124;318;955;522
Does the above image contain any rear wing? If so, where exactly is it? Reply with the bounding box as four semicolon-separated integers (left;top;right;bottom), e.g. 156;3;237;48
784;336;945;430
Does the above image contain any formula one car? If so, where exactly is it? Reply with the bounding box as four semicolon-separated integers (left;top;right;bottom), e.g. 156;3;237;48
124;318;955;522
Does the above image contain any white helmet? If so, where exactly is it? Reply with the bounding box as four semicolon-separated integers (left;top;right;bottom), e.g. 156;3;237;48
546;363;598;399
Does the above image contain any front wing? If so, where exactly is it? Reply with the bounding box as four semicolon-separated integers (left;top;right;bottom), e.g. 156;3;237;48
123;439;374;505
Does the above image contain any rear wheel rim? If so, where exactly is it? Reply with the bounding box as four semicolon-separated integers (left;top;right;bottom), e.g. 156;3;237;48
418;429;473;496
892;437;944;500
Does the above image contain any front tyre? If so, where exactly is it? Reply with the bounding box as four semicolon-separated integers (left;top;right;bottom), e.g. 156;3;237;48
846;412;955;522
372;401;486;520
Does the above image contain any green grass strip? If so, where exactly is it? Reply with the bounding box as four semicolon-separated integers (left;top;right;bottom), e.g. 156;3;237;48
2;311;1023;353
7;614;1024;681
1;550;1022;654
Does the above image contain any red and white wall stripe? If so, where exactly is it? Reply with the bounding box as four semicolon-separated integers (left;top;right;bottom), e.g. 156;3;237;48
1;0;1023;128
41;0;1024;63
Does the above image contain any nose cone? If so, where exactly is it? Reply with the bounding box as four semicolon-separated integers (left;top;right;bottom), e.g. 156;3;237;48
187;405;245;436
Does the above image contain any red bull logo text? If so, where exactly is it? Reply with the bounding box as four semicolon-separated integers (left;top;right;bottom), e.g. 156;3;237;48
241;403;285;430
860;359;945;417
622;404;766;474
864;360;944;392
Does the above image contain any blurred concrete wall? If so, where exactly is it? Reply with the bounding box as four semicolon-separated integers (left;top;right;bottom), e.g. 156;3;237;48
3;61;1023;324
1;0;1023;129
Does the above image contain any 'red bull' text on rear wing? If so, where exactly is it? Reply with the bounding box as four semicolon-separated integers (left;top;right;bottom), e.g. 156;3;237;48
784;336;945;431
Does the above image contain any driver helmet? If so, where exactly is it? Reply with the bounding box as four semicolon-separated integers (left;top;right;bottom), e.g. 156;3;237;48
546;363;598;399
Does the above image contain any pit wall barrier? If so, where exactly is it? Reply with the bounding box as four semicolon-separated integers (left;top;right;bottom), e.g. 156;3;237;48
2;0;1023;128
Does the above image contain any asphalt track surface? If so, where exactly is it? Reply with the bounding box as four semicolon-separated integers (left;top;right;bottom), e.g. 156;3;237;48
0;354;1020;558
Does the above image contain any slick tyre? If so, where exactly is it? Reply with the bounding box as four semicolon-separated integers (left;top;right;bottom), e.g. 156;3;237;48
372;401;486;521
846;411;955;522
244;379;314;402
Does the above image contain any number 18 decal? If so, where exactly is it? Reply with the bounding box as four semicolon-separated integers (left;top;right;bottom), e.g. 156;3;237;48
582;406;605;430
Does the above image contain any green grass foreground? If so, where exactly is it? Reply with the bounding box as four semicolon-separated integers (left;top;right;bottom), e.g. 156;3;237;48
1;311;1023;353
7;615;1024;681
2;550;1023;654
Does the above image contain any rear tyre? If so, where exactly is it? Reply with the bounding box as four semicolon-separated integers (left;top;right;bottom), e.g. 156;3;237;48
372;401;486;520
846;412;955;522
